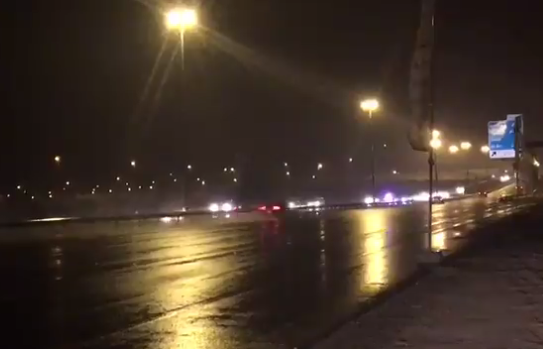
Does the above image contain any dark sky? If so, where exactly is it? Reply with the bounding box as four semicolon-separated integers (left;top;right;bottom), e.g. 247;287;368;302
2;0;543;187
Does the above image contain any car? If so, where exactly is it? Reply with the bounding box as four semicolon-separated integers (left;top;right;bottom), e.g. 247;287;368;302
432;196;445;204
478;191;488;197
499;195;514;203
255;202;286;213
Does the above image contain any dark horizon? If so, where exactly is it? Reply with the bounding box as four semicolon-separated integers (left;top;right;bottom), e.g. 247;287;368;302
3;0;542;190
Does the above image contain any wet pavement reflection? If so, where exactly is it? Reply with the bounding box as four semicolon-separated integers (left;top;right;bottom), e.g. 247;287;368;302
0;197;527;348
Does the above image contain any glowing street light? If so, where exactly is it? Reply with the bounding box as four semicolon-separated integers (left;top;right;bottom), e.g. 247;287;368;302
481;145;490;153
317;163;323;170
460;141;472;150
187;164;192;170
449;145;459;154
349;157;353;163
360;98;379;117
286;171;290;176
130;160;136;168
54;155;61;164
284;162;288;167
432;129;441;138
165;8;198;70
430;138;442;149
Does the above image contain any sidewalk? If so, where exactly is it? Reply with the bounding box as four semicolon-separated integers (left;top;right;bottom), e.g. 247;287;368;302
314;202;543;349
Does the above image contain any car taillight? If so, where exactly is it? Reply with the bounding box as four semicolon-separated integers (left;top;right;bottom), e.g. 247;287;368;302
258;205;267;211
272;205;281;211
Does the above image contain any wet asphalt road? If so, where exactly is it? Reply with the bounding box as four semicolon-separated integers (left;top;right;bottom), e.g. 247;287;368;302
0;196;526;349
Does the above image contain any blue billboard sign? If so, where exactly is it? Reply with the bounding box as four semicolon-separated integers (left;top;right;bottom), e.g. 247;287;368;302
488;118;516;159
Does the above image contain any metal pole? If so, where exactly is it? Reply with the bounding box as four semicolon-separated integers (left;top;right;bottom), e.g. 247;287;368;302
369;111;376;202
427;10;436;252
181;29;185;71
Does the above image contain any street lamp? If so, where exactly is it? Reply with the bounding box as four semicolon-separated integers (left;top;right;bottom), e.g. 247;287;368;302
481;145;490;153
429;138;442;149
54;155;61;164
317;163;323;170
360;98;380;201
165;8;198;70
130;160;136;168
449;145;459;154
360;99;379;117
460;141;472;150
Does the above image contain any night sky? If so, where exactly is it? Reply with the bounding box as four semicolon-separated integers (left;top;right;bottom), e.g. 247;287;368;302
3;0;543;189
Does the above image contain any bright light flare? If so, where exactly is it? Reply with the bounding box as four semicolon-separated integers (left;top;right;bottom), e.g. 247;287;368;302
481;145;490;153
460;141;472;150
455;186;466;195
221;202;233;212
430;138;442;149
449;145;459;154
166;8;198;30
383;192;394;203
208;203;220;212
500;175;511;182
360;98;379;112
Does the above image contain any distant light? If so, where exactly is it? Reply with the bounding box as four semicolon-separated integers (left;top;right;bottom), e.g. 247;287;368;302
130;160;136;168
125;182;129;186
116;176;121;181
160;217;173;223
54;155;61;164
430;138;442;149
455;186;466;195
196;177;201;181
480;145;490;153
312;175;316;179
284;162;288;167
221;202;233;212
392;170;398;175
383;143;387;148
364;196;374;204
449;145;459;154
460;141;472;150
65;181;70;186
233;178;237;183
169;173;173;177
139;185;142;189
230;167;235;173
272;205;281;211
432;129;441;138
128;187;131;192
223;167;227;172
209;203;220;212
152;180;155;184
383;192;394;203
349;157;353;163
317;163;323;170
491;174;496;179
201;180;206;186
360;98;379;112
49;194;53;199
149;185;153;190
187;164;192;170
288;201;297;209
534;159;540;168
31;196;35;200
16;185;21;190
286;171;290;176
258;205;267;211
6;194;10;198
109;189;113;193
225;214;231;219
500;175;511;182
173;178;177;182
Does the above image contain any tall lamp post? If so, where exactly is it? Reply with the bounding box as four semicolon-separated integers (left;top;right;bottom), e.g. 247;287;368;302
165;8;198;70
360;98;380;202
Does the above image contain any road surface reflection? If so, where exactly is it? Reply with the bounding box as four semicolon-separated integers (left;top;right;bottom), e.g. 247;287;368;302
0;197;529;349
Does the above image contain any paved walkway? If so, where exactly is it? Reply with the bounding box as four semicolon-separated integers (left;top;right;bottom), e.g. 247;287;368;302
315;202;543;349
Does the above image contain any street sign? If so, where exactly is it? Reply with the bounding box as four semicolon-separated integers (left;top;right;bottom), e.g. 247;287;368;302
488;119;516;159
